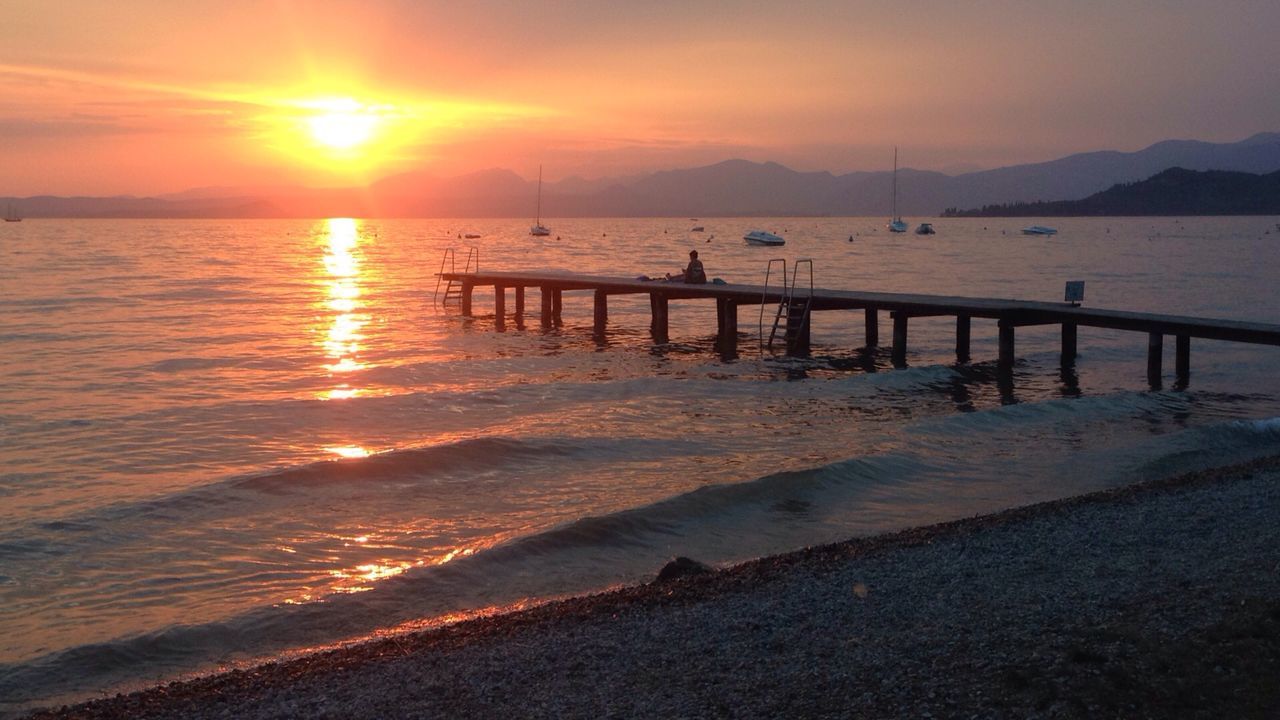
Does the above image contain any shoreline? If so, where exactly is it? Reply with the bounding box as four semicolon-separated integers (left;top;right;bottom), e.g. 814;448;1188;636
26;455;1280;719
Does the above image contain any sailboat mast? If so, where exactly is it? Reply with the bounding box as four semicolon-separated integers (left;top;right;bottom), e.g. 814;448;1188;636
892;147;898;220
536;165;543;225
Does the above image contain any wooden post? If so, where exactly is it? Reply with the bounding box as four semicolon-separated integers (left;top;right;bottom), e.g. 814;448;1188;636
494;285;506;331
651;293;669;342
865;306;879;347
1147;332;1163;385
891;313;908;367
1175;335;1190;383
717;299;738;355
717;299;738;342
540;286;553;328
552;289;563;326
998;319;1015;368
593;289;608;335
1061;323;1077;365
514;286;525;325
461;281;473;317
956;314;971;363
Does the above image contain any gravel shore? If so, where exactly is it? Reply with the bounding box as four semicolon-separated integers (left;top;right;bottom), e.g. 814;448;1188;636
27;457;1280;719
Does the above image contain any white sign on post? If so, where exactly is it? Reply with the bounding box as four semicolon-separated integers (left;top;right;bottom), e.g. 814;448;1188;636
1064;281;1085;305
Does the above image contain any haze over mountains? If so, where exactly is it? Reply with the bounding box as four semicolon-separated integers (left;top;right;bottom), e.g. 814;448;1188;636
6;133;1280;219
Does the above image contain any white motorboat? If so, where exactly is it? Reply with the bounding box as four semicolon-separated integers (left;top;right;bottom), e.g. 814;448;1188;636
914;223;935;235
1021;225;1059;236
529;165;551;236
887;147;907;232
743;230;785;246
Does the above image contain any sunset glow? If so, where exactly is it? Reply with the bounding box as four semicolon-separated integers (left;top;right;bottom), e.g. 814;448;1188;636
0;3;1276;195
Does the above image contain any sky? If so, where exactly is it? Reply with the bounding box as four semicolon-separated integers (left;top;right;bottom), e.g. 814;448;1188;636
1;0;1278;196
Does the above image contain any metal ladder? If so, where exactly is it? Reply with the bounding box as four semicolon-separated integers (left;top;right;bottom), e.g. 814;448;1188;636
433;246;479;306
762;258;814;353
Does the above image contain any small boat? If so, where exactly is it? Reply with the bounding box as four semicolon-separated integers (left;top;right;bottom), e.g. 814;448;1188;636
743;230;785;246
1021;225;1059;236
887;147;907;232
3;203;19;222
464;233;481;239
914;223;935;235
529;165;551;236
691;226;705;232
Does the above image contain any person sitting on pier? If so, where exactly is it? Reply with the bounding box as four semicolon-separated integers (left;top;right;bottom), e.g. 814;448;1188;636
667;250;707;284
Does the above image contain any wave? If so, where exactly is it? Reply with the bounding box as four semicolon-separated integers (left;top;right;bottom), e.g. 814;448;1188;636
6;378;1280;715
0;435;701;560
0;447;933;714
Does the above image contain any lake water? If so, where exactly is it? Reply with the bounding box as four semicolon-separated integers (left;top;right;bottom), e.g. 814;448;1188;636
3;216;1280;714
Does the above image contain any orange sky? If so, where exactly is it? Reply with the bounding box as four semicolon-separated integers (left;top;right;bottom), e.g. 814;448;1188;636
1;0;1277;195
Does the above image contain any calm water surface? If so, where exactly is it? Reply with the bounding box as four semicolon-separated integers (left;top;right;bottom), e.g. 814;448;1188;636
2;216;1280;713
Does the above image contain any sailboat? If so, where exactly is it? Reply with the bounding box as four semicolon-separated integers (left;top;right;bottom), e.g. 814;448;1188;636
887;147;907;233
3;202;20;222
529;166;550;236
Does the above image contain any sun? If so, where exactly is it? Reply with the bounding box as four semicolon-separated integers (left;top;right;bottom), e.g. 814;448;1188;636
302;98;381;151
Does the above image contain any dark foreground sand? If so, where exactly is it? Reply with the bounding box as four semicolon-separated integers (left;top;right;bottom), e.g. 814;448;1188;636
28;458;1280;719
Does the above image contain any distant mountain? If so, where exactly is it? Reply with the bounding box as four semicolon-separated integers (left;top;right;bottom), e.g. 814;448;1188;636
5;133;1280;218
939;132;1280;212
944;167;1280;217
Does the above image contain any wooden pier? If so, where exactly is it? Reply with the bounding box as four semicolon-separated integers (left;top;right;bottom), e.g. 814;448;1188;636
437;270;1280;386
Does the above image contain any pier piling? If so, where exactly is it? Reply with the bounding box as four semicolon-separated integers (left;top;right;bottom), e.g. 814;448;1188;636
593;290;608;335
892;313;909;367
494;285;506;331
1062;323;1078;365
865;307;879;347
998;320;1015;368
540;286;553;328
650;293;669;342
1148;332;1163;385
1176;335;1191;382
461;282;473;317
956;315;971;362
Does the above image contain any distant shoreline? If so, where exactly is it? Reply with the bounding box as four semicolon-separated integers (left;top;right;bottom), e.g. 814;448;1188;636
25;454;1280;719
944;167;1280;218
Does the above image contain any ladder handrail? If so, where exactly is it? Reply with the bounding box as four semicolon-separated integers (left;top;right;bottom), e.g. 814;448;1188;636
433;248;456;304
434;246;480;306
790;258;814;302
759;258;788;352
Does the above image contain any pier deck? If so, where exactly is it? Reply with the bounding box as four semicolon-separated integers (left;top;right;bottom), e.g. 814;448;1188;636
438;269;1280;386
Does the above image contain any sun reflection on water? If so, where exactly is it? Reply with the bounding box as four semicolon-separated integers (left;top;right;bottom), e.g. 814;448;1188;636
319;218;370;390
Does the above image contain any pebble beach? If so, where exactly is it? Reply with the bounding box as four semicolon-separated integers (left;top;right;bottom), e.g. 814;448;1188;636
25;455;1280;720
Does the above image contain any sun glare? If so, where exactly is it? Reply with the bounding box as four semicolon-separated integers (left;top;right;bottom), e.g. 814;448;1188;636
299;98;385;153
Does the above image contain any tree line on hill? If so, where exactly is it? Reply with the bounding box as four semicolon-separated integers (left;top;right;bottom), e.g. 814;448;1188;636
942;168;1280;217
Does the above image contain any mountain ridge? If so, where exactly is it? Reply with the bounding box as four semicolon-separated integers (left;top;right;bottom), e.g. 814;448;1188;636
5;133;1280;218
944;167;1280;217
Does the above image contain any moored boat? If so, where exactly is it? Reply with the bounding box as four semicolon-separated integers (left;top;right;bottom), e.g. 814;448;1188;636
915;223;935;235
529;165;551;236
743;230;785;246
887;147;907;232
1022;225;1059;236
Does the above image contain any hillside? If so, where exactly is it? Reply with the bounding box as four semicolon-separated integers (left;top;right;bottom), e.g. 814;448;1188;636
943;167;1280;217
